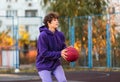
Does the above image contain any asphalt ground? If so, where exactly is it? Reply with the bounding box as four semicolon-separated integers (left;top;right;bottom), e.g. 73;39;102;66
0;71;120;82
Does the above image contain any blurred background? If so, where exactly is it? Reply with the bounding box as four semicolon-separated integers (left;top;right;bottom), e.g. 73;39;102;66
0;0;120;73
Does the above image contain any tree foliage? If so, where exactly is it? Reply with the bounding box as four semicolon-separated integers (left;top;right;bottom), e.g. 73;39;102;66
19;25;30;47
0;29;14;49
42;0;107;17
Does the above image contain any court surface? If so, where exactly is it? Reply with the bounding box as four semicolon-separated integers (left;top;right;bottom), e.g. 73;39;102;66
0;71;120;82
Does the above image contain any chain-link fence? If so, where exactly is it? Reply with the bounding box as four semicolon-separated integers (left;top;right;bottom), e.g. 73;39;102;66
0;13;120;69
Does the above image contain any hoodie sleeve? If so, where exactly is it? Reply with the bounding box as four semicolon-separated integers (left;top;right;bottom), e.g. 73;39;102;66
37;32;61;60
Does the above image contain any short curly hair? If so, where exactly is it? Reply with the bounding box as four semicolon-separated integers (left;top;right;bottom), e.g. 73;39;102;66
43;12;59;27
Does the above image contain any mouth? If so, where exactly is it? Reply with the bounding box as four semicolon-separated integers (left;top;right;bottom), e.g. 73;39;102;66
56;24;59;26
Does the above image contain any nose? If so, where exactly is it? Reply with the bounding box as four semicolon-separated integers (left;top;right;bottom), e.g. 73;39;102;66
56;19;59;23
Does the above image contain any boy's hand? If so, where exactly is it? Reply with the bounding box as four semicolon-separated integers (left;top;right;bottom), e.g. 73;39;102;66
61;49;68;60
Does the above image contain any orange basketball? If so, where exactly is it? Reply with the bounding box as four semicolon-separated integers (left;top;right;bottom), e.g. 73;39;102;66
65;46;79;62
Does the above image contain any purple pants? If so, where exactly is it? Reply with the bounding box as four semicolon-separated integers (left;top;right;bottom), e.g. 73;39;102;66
38;65;67;82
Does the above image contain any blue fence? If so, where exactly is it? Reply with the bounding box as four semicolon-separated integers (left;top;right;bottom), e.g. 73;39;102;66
60;13;120;68
0;13;120;69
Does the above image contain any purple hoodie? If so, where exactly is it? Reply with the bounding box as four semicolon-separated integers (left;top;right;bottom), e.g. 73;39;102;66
36;26;66;71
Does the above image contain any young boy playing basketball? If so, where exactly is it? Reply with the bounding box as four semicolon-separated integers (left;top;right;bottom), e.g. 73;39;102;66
36;12;67;82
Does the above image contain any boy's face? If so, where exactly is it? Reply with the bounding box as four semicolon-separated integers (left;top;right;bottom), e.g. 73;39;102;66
48;18;59;29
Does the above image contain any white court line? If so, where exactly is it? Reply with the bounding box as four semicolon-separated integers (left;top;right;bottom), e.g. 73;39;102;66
90;72;110;79
53;81;86;82
96;73;110;78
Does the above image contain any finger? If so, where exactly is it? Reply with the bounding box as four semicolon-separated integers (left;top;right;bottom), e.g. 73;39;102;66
63;49;67;52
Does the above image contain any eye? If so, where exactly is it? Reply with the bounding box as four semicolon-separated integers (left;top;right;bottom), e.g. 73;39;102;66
53;19;58;21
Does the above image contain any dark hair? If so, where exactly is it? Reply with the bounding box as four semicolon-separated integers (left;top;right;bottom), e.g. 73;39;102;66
43;12;59;27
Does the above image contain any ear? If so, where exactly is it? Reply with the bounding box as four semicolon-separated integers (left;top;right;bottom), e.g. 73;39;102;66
47;21;51;24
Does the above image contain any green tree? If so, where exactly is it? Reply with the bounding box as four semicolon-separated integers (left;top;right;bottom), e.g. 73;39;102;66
42;0;107;17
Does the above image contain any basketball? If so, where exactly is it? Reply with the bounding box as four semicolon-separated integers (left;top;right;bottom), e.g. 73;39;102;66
65;46;79;62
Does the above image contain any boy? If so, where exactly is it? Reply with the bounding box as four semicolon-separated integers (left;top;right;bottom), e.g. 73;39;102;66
36;12;67;82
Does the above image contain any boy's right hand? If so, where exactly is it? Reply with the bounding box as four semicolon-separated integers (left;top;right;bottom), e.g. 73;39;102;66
61;49;68;60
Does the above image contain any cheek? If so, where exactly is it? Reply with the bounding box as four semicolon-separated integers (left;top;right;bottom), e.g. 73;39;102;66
52;22;57;26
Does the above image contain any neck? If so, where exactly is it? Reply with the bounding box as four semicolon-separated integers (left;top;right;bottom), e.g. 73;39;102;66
48;27;55;33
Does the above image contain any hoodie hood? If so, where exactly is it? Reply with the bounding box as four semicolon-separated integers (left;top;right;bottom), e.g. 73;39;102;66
39;25;57;35
39;25;48;32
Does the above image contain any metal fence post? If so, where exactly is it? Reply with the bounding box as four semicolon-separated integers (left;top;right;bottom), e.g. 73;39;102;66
69;18;76;67
13;17;20;73
88;16;93;68
106;14;111;68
